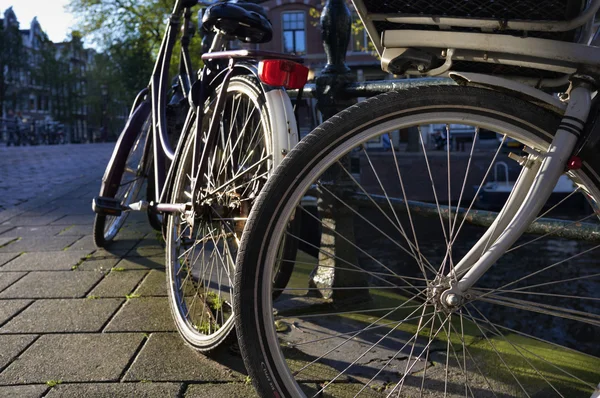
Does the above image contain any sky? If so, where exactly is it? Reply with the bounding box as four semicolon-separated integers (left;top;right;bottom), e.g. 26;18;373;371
0;0;76;43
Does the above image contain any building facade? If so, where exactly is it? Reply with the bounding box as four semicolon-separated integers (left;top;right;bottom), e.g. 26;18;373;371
253;0;392;143
1;7;94;143
256;0;383;79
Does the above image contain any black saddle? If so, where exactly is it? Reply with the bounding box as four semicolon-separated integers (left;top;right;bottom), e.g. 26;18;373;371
202;1;272;44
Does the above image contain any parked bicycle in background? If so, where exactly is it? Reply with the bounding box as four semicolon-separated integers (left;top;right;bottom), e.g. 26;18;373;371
92;0;308;353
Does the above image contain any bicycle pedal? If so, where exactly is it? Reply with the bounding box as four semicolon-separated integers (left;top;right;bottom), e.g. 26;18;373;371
92;196;124;216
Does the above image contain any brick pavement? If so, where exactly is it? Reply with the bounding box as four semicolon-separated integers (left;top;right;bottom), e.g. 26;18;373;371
0;144;256;398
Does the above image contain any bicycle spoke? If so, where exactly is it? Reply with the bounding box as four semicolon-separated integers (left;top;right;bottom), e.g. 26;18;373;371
479;243;600;298
475;293;600;326
470;305;566;397
275;257;428;281
337;162;438;278
313;302;435;394
317;182;432;273
296;205;426;291
418;127;450;267
359;148;432;281
507;212;597;253
385;313;451;397
463;305;531;397
461;308;596;390
448;135;506;249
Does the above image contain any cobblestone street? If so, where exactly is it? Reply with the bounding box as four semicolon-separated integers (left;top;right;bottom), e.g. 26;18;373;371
0;144;255;397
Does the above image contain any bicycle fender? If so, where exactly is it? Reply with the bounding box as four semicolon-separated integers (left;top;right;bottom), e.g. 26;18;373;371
265;89;299;168
449;72;567;113
100;101;151;197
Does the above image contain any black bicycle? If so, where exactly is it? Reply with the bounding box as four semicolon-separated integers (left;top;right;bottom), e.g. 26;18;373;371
92;0;308;351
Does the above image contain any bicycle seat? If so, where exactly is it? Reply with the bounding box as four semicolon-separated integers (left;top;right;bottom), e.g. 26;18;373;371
202;1;272;44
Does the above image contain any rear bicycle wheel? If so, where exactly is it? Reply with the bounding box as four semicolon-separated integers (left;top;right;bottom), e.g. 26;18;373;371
235;86;600;397
166;76;297;351
93;109;151;248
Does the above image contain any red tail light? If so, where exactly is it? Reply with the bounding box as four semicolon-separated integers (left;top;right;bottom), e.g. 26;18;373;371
258;59;309;89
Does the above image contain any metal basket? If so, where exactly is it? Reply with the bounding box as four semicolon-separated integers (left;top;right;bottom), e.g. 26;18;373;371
363;0;583;21
352;0;600;81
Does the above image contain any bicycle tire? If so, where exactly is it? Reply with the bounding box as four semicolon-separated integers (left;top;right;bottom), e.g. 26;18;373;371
93;107;151;248
166;75;298;351
234;86;600;397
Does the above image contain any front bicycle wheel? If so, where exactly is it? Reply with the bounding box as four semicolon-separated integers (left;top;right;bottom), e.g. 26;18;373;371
235;86;600;397
166;76;295;351
93;110;151;248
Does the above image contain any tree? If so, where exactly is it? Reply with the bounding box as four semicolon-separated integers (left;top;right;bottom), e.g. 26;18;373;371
0;11;27;115
67;0;172;50
68;0;204;103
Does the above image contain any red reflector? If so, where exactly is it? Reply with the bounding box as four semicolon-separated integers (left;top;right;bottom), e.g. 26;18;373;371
567;156;582;170
258;60;309;89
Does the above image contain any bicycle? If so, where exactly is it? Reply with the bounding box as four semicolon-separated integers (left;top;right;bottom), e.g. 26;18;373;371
92;0;308;351
234;0;600;396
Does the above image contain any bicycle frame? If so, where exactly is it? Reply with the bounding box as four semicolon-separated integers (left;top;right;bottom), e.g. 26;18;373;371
436;77;597;304
99;0;304;218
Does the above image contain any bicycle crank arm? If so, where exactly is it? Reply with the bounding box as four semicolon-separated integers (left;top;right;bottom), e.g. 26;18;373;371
450;84;593;294
132;201;187;214
92;196;186;216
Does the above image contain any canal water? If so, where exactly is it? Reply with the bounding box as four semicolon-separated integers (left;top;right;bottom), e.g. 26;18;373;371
353;207;600;356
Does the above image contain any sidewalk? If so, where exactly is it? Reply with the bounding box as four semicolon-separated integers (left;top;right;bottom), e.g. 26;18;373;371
0;144;256;397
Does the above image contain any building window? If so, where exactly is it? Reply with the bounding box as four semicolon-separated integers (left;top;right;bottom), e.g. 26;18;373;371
282;12;306;54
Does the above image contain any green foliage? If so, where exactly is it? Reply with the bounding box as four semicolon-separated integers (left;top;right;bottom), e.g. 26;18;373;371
67;0;171;50
46;380;62;387
68;0;204;129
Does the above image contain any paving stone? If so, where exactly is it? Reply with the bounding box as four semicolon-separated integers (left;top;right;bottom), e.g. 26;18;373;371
0;236;80;253
0;253;19;267
0;238;18;249
32;209;70;222
51;205;95;215
0;226;65;238
0;299;123;333
118;256;164;271
0;333;145;384
0;334;37;370
0;226;15;236
76;250;125;272
185;383;258;398
105;297;175;332
134;270;167;297
46;382;182;398
0;251;92;271
0;271;104;299
50;214;96;226
17;205;58;217
0;300;32;327
89;270;148;298
0;272;27;293
65;235;96;251
127;239;165;257
0;214;65;227
103;236;143;251
58;225;94;236
0;385;47;398
124;333;240;382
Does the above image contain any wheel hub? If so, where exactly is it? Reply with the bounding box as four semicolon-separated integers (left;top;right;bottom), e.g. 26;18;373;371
427;277;464;312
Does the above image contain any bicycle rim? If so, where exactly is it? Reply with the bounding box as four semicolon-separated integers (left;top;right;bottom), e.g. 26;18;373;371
166;77;272;350
102;117;151;241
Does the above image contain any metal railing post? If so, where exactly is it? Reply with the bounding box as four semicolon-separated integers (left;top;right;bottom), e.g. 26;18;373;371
309;0;371;302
